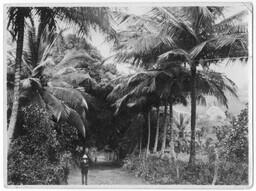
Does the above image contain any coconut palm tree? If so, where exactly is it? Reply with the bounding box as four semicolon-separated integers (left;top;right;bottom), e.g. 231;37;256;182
7;7;31;148
108;67;187;157
10;23;89;139
7;6;115;148
112;6;248;167
154;7;248;167
108;64;238;161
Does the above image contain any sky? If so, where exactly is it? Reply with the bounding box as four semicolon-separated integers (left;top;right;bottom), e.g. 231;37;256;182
88;5;251;115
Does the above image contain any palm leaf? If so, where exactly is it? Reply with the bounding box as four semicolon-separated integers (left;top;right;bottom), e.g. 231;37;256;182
189;40;209;59
214;10;248;33
196;70;238;108
21;78;42;90
47;80;73;88
45;87;88;112
41;90;71;122
55;7;114;38
158;49;191;63
67;107;86;138
41;90;86;138
54;49;96;70
113;94;132;115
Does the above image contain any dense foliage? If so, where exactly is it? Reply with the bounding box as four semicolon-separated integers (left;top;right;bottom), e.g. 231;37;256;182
122;106;249;185
8;105;66;184
217;105;248;162
123;154;248;185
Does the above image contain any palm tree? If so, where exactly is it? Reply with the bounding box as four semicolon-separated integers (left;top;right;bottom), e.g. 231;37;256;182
14;24;89;138
108;68;187;157
155;7;248;167
7;7;31;147
7;6;115;148
112;6;248;167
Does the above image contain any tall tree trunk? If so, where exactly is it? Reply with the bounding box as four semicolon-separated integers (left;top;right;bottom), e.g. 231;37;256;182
169;100;175;158
169;100;179;179
139;126;142;158
8;14;25;149
212;147;219;185
146;109;151;157
188;62;197;167
153;106;160;153
161;103;168;154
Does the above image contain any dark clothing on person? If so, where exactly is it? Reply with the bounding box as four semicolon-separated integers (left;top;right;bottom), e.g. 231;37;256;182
80;153;91;185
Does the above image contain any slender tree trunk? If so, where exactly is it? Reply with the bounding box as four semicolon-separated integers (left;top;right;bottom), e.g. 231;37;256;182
188;62;197;168
161;103;168;154
139;128;142;158
153;107;160;153
8;14;25;149
212;148;219;185
169;100;175;159
146;109;151;157
169;100;179;179
139;113;143;158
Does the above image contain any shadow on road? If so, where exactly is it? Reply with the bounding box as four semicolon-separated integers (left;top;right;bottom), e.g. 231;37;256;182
89;161;122;170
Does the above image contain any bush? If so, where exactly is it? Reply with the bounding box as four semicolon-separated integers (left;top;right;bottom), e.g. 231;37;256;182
8;105;66;185
217;106;248;163
122;154;248;185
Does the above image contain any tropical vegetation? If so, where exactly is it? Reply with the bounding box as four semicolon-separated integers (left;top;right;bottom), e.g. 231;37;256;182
6;5;249;185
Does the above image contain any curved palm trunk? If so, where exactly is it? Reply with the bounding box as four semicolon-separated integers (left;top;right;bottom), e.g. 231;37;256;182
146;109;151;157
188;63;197;167
161;103;168;154
8;14;25;149
153;106;160;153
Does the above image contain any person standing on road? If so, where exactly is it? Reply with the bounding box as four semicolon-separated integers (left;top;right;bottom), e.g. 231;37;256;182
81;148;90;185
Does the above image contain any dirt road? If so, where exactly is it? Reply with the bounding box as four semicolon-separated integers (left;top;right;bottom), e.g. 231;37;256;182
68;162;148;185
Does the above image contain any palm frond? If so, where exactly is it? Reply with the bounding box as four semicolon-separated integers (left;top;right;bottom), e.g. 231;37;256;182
67;107;86;138
114;94;132;115
214;33;247;49
47;80;73;88
21;78;42;90
196;70;238;108
45;87;88;112
53;71;97;89
150;7;198;40
31;57;55;78
54;49;96;70
189;40;209;59
41;90;71;122
158;49;191;63
214;10;248;33
42;90;86;138
112;10;157;27
55;7;113;36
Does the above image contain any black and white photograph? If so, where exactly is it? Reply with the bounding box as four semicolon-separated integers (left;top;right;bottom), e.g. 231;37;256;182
2;1;254;188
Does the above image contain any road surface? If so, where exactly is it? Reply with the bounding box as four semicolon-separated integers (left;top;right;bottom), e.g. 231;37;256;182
68;162;148;185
